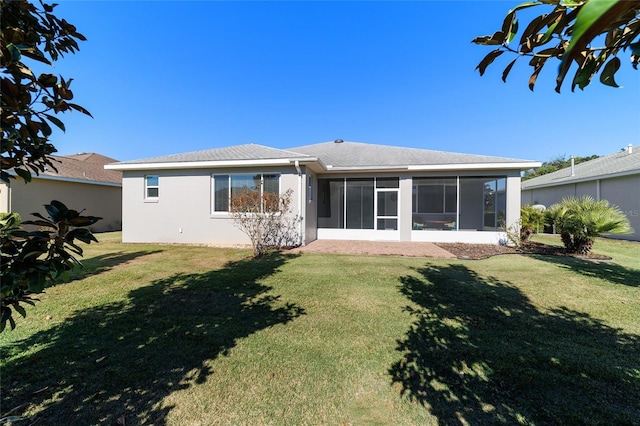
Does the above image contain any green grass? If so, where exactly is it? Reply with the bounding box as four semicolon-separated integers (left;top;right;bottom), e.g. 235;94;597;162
1;234;639;425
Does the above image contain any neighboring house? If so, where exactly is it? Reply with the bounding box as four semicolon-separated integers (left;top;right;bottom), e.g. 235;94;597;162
0;153;122;232
522;144;639;241
105;141;540;246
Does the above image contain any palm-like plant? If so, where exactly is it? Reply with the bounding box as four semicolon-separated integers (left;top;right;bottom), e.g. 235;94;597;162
520;205;546;243
546;196;632;255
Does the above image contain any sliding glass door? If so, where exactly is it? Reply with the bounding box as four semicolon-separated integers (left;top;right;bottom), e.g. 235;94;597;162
318;177;399;230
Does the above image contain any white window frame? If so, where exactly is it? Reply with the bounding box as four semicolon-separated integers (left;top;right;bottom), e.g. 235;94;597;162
144;175;159;201
211;173;281;214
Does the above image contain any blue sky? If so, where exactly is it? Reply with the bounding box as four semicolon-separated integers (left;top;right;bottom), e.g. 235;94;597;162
46;1;639;162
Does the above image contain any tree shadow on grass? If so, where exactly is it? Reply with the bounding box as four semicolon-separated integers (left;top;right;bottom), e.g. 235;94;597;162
390;264;640;425
68;250;164;282
1;253;304;425
531;254;640;287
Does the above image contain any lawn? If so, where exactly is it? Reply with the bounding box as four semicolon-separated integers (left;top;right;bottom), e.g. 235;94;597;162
1;233;639;425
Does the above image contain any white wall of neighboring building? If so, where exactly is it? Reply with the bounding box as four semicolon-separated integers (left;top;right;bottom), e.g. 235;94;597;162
522;174;640;241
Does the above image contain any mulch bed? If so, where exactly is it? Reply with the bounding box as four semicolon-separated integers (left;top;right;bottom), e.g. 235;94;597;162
435;241;612;260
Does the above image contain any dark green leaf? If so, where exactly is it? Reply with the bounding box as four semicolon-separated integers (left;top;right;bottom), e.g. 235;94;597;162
600;56;621;87
529;67;542;91
570;59;598;91
65;241;84;256
471;35;492;45
502;11;517;37
68;227;100;243
559;1;637;90
14;304;27;318
509;1;541;14
29;212;54;223
46;200;69;222
19;47;53;65
519;14;546;46
67;216;102;227
22;219;56;228
40;119;52;137
507;20;520;44
502;58;518;82
67;103;93;118
15;168;32;183
541;19;560;44
43;113;66;132
475;49;505;76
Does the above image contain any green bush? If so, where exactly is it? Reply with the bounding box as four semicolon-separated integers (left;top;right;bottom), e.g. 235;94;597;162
545;196;632;255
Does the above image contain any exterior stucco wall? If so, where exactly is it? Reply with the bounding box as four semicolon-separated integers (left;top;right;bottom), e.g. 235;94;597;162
121;166;302;245
120;167;524;245
522;174;640;241
1;178;121;232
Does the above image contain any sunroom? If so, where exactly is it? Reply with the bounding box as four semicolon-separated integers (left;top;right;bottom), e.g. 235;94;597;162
314;173;511;244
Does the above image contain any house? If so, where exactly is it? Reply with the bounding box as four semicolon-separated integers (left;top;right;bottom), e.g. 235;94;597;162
0;153;122;232
105;141;540;245
522;144;639;241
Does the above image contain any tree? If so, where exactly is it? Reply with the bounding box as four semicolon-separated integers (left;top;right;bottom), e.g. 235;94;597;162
1;1;97;332
473;0;640;92
522;154;600;180
1;201;101;332
230;187;301;258
545;196;632;255
1;0;92;184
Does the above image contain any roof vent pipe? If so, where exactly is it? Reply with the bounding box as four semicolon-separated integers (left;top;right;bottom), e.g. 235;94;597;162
334;139;343;144
570;156;575;176
628;144;633;154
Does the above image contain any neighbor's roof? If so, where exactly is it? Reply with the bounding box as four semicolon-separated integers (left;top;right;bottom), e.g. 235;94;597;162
522;145;640;190
39;153;122;186
290;141;537;170
106;141;540;172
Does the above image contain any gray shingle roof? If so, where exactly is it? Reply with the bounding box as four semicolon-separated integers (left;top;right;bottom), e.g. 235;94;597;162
522;146;640;189
290;141;534;168
114;144;314;165
108;141;539;171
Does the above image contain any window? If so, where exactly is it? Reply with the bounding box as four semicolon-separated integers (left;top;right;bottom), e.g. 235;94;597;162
413;178;457;214
212;174;280;213
145;175;159;199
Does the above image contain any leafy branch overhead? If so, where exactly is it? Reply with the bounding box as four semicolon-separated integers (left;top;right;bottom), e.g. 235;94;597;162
1;0;92;184
472;0;640;92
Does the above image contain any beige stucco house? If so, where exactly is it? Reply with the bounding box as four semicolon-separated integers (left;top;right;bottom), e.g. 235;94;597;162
1;153;122;232
522;144;639;241
106;141;540;246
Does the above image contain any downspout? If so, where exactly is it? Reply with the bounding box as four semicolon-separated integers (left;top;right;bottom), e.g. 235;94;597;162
294;160;303;245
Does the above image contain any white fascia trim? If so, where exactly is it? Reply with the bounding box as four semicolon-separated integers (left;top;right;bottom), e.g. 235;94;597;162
407;162;541;171
298;161;541;172
325;165;409;171
522;169;640;190
105;158;318;171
